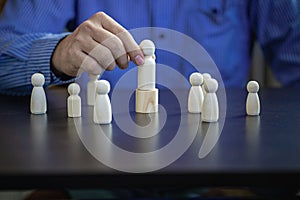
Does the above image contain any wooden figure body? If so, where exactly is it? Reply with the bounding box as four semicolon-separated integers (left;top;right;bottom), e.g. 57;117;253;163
136;39;158;113
202;78;219;122
67;83;81;117
87;74;99;106
94;80;112;124
138;40;156;90
202;73;211;95
246;80;260;116
188;72;204;113
30;73;47;114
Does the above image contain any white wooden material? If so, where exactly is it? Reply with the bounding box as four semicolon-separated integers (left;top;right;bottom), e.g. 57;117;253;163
188;72;204;113
202;78;219;122
30;73;47;114
135;89;158;113
67;83;81;118
138;39;156;90
202;73;212;95
87;74;99;106
246;80;260;116
136;39;159;113
94;80;112;124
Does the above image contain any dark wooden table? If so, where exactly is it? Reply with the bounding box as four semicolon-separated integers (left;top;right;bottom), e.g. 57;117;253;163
0;85;300;190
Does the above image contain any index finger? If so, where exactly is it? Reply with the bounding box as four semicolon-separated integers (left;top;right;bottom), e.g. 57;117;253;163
93;12;145;66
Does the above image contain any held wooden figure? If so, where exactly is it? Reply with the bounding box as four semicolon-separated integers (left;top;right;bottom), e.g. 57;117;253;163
136;39;158;113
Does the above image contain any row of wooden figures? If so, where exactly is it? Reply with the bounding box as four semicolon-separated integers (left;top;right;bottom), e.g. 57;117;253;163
30;72;260;125
67;79;112;124
188;72;219;122
30;73;112;124
188;72;260;123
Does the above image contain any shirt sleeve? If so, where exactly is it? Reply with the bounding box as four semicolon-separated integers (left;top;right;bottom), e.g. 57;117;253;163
0;0;75;96
249;0;300;86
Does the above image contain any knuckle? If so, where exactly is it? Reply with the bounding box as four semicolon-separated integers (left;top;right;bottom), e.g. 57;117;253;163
103;58;116;70
80;55;103;75
80;21;94;33
103;36;125;58
94;11;107;21
91;45;117;71
100;51;116;70
73;35;84;45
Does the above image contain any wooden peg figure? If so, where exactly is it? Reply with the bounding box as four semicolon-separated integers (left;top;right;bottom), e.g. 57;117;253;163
188;72;204;113
138;39;156;90
87;74;99;106
246;80;260;116
135;39;158;113
202;73;212;95
67;83;81;117
94;80;112;124
202;78;219;122
30;73;47;114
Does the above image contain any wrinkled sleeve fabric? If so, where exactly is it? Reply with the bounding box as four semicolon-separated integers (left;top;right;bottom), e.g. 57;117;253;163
249;0;300;86
0;0;75;95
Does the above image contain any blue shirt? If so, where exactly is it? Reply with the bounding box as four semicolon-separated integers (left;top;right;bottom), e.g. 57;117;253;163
0;0;299;95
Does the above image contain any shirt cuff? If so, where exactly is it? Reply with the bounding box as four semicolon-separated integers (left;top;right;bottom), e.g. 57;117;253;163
28;33;75;87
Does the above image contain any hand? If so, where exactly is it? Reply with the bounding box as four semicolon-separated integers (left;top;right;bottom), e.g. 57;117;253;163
51;12;144;77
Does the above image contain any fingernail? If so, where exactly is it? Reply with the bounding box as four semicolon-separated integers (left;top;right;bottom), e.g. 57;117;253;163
135;55;144;66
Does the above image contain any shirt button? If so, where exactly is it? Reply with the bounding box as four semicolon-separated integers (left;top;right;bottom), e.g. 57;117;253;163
158;33;165;39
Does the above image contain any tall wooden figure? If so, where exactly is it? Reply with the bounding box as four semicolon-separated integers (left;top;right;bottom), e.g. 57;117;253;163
94;80;112;124
87;74;99;106
246;80;260;116
188;72;204;113
136;39;158;113
67;83;81;118
202;78;219;122
30;73;47;114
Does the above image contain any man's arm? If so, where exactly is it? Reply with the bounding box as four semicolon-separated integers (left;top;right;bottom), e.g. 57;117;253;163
0;0;75;95
249;0;300;86
0;1;145;96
